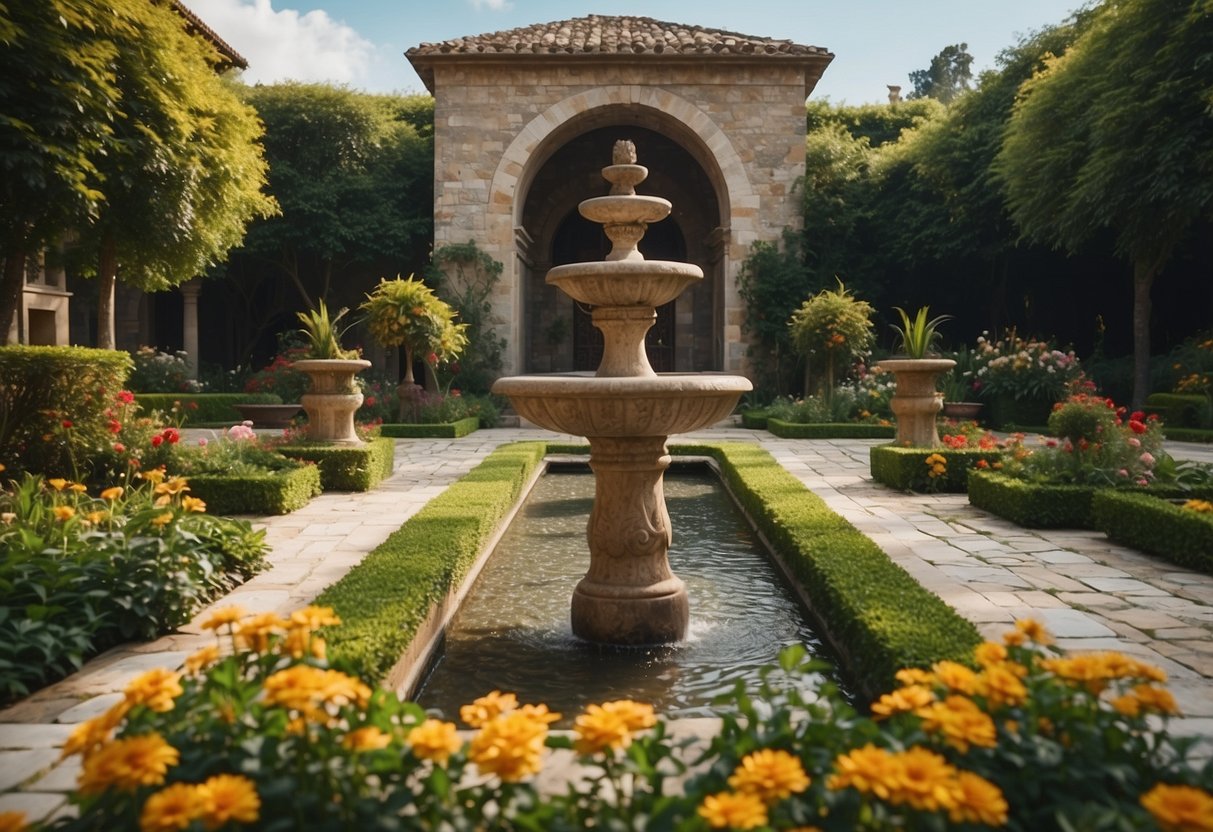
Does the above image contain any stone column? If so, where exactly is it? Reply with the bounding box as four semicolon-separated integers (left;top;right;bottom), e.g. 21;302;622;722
180;279;201;380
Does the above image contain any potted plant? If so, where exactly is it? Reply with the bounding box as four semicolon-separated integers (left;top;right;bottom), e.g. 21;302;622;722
941;348;984;420
877;306;955;447
292;299;370;444
360;276;468;421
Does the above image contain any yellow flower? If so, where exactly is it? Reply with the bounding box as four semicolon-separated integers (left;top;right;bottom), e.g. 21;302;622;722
100;486;124;501
77;733;179;794
460;690;519;727
599;699;656;731
1112;684;1180;718
150;512;174;528
1014;617;1053;645
467;706;556;782
289;605;341;631
890;746;958;813
976;664;1028;709
154;477;190;497
1041;651;1164;695
973;641;1008;667
184;646;221;675
1140;783;1213;832
1002;629;1027;647
0;811;27;832
931;660;979;695
344;726;393;753
1183;499;1213;513
871;684;934;719
235;612;288;653
200;606;246;631
181;496;206;513
68;483;87;493
86;510;106;524
47;478;68;491
408;719;462;763
895;667;934;687
916;696;997;753
61;703;129;760
139;782;208;832
124;668;183;713
53;505;76;521
727;749;810;804
827;744;900;800
948;770;1009;826
263;666;370;720
202;773;260;827
573;704;632;755
697;791;768;830
139;468;166;485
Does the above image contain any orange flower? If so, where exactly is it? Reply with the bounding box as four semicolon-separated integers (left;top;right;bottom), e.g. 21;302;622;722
123;669;183;713
948;771;1009;826
871;685;935;719
407;719;462;763
1140;783;1213;832
916;696;997;753
77;733;179;794
344;726;393;753
727;749;810;804
460;690;518;728
697;791;768;830
200;606;246;631
1014;618;1053;645
201;774;260;827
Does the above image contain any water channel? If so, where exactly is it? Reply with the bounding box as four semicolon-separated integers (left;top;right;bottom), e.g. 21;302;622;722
415;463;842;724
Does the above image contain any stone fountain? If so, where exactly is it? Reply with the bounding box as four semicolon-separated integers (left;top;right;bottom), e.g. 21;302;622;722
492;141;751;645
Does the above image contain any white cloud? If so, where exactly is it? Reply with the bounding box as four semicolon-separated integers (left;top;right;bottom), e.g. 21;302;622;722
185;0;376;85
469;0;514;10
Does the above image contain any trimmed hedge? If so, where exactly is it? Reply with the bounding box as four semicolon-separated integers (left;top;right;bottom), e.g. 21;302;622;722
135;393;282;425
870;444;1003;493
318;442;547;682
186;465;322;516
674;442;981;698
378;417;479;438
740;409;769;430
278;437;395;492
1145;392;1210;429
1093;491;1213;574
1163;427;1213;444
0;345;131;476
769;419;895;440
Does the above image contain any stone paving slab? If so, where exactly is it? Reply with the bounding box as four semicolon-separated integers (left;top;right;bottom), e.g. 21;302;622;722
1;426;1210;822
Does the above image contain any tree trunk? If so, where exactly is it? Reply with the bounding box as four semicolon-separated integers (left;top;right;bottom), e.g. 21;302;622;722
97;236;118;349
1131;259;1155;410
0;250;27;344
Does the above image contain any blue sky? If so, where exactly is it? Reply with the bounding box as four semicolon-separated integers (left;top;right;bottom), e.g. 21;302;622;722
189;0;1086;104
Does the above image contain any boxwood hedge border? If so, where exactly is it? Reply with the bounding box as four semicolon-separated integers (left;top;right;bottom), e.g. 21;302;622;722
378;417;480;438
768;419;895;440
186;465;321;516
278;437;395;492
870;444;1003;493
1092;492;1213;575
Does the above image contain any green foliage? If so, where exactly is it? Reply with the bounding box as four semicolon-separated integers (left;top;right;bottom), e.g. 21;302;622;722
134;393;282;425
889;306;950;358
296;299;359;360
184;466;321;516
768;420;894;440
426;241;507;394
970;329;1083;402
0;346;132;477
244;349;310;404
0;473;267;700
278;438;394;492
736;230;814;397
1147;393;1211;430
379;417;481;439
870;445;1002;493
907;43;974;104
739;409;769;429
125;347;201;394
318;442;547;681
967;470;1100;528
361;275;468;387
805;99;944;147
788;280;876;395
1094;492;1213;575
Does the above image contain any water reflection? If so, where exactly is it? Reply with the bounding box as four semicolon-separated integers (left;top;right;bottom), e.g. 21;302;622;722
415;466;837;724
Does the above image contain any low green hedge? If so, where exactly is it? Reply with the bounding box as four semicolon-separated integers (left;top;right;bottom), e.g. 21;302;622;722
768;419;895;440
1145;392;1210;428
1162;427;1213;443
674;442;981;698
870;445;1003;493
1093;491;1213;574
136;393;282;425
278;438;395;492
740;409;769;430
186;465;321;516
378;417;480;438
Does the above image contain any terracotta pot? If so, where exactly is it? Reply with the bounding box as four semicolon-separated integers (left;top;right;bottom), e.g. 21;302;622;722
877;358;956;447
232;403;301;429
292;359;371;445
941;401;984;421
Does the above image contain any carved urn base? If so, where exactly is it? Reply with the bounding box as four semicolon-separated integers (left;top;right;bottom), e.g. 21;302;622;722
877;358;956;447
293;359;371;445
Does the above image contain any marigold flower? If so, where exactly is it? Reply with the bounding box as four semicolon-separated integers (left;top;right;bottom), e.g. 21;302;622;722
827;744;899;800
895;667;934;687
200;606;246;631
1183;499;1213;513
53;505;76;521
976;664;1028;709
61;703;128;760
201;774;260;827
598;699;656;731
973;641;1007;667
184;646;221;675
1140;783;1213;832
263;665;370;720
124;668;183;713
344;726;393;753
181;496;206;513
139;782;208;832
468;707;554;782
931;660;979;695
573;705;633;755
408;719;462;763
948;770;1009;826
890;746;958;813
871;684;935;719
150;512;174;528
100;486;124;501
235;612;288;653
916;696;997;753
289;605;341;631
460;690;518;727
77;733;179;794
697;791;768;830
1112;684;1180;718
727;749;810;804
1014;617;1053;645
0;811;27;832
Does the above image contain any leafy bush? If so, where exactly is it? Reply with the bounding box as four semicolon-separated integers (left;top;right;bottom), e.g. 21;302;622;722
1147;392;1212;430
125;347;201;393
135;393;282;425
788;280;875;396
0;473;266;701
1093;492;1213;574
870;444;1004;493
0;346;132;477
393;387;501;427
426;241;507;395
278;438;395;492
243;348;310;403
184;467;321;516
970;329;1083;402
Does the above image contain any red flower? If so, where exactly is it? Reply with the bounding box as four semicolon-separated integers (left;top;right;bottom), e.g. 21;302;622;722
427;352;438;365
975;459;990;469
1130;410;1145;422
61;419;73;428
109;420;122;434
1129;420;1147;435
364;396;377;407
151;435;163;448
117;390;135;405
162;428;180;445
113;443;125;453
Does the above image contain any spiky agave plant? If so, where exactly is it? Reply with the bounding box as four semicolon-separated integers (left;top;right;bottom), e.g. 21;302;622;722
891;306;951;358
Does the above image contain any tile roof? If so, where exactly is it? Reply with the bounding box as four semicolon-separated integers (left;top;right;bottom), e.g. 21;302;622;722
171;0;248;70
407;14;832;91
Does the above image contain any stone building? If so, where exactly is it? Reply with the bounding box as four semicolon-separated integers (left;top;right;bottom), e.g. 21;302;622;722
407;15;832;377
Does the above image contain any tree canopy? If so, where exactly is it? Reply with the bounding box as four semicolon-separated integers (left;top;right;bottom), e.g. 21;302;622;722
908;43;975;104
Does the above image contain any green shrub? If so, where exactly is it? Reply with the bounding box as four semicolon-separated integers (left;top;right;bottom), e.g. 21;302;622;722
0;346;131;477
870;444;1002;493
1146;392;1211;429
1093;492;1213;574
739;409;769;429
379;416;480;438
1162;427;1213;443
125;346;200;393
278;438;395;492
769;419;895;439
318;443;547;681
185;465;321;515
135;393;282;425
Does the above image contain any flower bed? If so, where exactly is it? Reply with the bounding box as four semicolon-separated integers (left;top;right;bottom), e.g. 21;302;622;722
871;446;1005;493
278;437;395;492
767;419;895;439
1093;492;1213;574
38;611;1212;832
378;416;480;438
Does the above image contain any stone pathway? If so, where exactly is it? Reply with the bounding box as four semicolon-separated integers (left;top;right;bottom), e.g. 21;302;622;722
2;427;1211;822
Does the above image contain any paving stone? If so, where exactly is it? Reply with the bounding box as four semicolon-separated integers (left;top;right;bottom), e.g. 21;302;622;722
1034;608;1116;638
1153;628;1212;640
54;695;124;724
0;749;60;791
0;725;73;750
0;791;67;823
25;758;79;793
1099;608;1190;631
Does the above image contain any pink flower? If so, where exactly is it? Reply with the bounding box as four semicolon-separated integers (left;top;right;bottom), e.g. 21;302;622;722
1140;452;1156;467
227;424;256;442
1127;437;1141;448
1136;478;1149;486
197;438;208;447
113;442;125;453
1118;469;1129;477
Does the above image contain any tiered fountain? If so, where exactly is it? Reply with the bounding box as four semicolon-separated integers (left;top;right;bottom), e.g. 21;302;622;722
492;141;751;645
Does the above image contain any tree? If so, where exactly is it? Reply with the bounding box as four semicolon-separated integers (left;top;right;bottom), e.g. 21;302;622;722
0;0;121;338
70;0;275;349
997;0;1213;407
908;43;974;104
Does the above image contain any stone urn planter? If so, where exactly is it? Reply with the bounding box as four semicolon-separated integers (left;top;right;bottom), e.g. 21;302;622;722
941;401;984;421
877;358;956;447
292;358;371;445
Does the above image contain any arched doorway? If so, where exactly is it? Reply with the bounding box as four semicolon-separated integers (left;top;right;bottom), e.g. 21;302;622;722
520;122;722;373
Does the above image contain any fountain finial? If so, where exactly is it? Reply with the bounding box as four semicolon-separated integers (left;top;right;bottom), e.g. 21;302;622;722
612;139;637;165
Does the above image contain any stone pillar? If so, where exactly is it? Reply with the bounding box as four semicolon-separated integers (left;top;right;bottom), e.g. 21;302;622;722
180;279;201;379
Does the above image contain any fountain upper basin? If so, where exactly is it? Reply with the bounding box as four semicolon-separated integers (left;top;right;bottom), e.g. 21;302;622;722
492;373;751;437
546;260;702;308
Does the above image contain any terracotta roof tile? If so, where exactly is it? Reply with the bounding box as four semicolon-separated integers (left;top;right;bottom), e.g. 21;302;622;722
171;0;248;70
